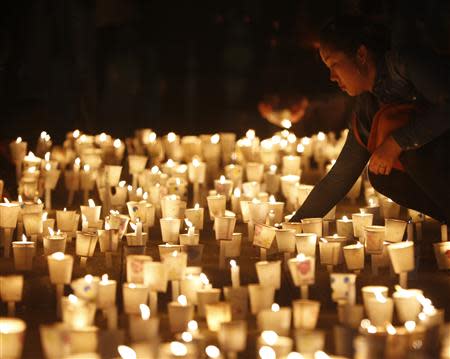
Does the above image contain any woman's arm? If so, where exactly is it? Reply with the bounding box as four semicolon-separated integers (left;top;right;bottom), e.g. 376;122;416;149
290;130;370;221
390;48;450;150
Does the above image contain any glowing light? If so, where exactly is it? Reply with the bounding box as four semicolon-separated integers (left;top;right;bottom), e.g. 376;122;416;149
118;345;136;359
205;345;221;358
281;119;292;129
314;351;331;359
99;133;107;142
83;164;90;172
181;331;193;342
211;134;220;144
342;216;349;222
269;195;276;203
170;342;188;356
84;274;93;283
233;188;241;197
44;152;50;162
148;132;157;142
297;143;305;153
194;203;200;209
151;165;160;174
360;319;371;330
16;137;22;143
405;321;416;332
317;132;326;141
287;133;297;143
301;137;311;146
167;132;177;143
101;274;109;283
287;353;305;359
48;227;55;236
200;273;210;287
140;304;151;320
88;199;96;208
177;295;188;306
113;139;122;149
188;320;198;332
296;253;306;261
271;303;280;312
259;346;276;359
374;292;387;303
21;234;27;242
246;129;255;140
73;130;80;139
261;331;278;346
68;294;78;304
230;259;237;268
367;325;377;334
52;252;65;261
386;324;397;335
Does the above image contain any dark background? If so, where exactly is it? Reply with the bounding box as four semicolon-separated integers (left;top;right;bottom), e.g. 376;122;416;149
0;0;448;143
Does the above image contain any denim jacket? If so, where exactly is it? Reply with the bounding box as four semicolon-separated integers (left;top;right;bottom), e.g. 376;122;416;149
290;47;450;222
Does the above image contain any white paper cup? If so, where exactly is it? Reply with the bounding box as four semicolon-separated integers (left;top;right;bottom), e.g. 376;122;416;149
248;284;275;315
384;219;407;243
255;261;281;289
388;241;414;273
0;318;26;359
292;299;320;329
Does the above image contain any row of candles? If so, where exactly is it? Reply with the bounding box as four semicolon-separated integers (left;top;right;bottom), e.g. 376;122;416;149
1;127;449;359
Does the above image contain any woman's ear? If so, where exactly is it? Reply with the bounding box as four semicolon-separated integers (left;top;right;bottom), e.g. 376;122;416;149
356;45;368;65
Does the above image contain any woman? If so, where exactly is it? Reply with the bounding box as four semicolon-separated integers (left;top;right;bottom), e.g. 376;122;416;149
290;15;450;223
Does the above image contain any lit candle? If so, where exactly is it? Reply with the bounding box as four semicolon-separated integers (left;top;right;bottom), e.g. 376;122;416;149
230;260;240;288
366;292;394;327
47;252;73;317
0;275;23;316
122;282;149;315
343;242;365;273
12;234;36;271
168;295;195;333
128;303;160;342
288;253;315;299
0;200;20;258
336;215;354;239
61;294;96;329
43;228;66;256
0;318;26;359
257;303;292;336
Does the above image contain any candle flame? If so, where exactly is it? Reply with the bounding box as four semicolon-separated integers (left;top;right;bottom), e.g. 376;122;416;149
170;342;188;356
374;291;387;303
296;253;306;261
118;345;136;359
4;197;10;203
167;132;177;143
386;324;397;335
271;303;280;312
177;295;188;306
246;129;255;140
281;119;292;129
200;273;210;286
84;274;93;283
317;132;326;141
143;192;149;200
194;203;200;209
83;164;90;172
269;195;276;203
219;175;226;183
205;345;221;359
184;218;193;228
404;321;416;332
74;157;81;166
319;238;328;243
188;320;198;331
287;133;297;143
88;199;96;208
261;330;278;346
166;159;175;167
118;180;126;188
113;139;122;149
52;252;65;261
48;227;55;236
18;195;23;203
314;351;331;359
16;137;22;143
140;304;151;320
99;133;107;142
259;346;276;359
73;130;80;139
181;331;193;342
367;325;377;334
130;222;137;231
230;259;237;268
44;152;50;162
27;151;36;159
101;274;109;282
342;215;349;222
211;133;220;144
233;187;241;197
68;294;78;304
21;234;27;242
42;212;48;221
105;221;111;231
192;158;200;167
45;163;51;171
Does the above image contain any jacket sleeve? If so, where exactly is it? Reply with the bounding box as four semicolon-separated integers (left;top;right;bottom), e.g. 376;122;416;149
290;130;370;222
390;48;450;150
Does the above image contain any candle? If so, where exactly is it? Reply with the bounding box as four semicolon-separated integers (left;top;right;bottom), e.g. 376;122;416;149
206;194;226;220
257;331;293;359
168;295;194;333
214;216;236;240
361;286;389;309
255;260;281;289
197;274;220;317
230;260;240;288
301;218;323;238
126;255;152;284
205;302;232;332
123;283;149;314
352;213;373;238
185;203;204;231
363;225;385;254
0;275;23;316
384;219;407;243
248;284;275;315
292;299;321;330
343;242;365;273
288;253;315;299
43;228;67;255
366;292;394;327
257;303;292;336
0;200;20;258
318;238;340;272
393;286;423;323
96;274;117;311
12;234;36;271
61;294;96;329
294;232;317;257
336;216;354;239
214;175;233;199
128;303;160;342
160;217;182;244
75;231;98;267
0;318;26;359
387;241;414;288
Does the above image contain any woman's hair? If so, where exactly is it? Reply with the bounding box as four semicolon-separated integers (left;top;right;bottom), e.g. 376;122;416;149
319;15;389;58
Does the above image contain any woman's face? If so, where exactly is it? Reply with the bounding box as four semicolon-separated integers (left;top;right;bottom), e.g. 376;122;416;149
319;46;369;96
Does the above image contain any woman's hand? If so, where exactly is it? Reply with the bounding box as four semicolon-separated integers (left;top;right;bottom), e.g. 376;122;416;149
368;136;403;175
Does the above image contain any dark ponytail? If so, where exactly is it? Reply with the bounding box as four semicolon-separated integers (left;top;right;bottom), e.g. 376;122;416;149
320;15;390;58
